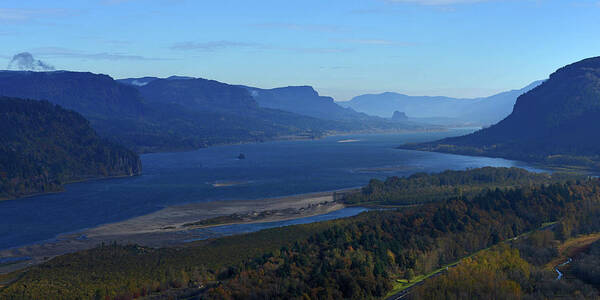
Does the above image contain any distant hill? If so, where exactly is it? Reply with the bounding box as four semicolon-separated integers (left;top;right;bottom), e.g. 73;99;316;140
0;71;144;118
139;78;259;112
239;85;375;121
121;76;434;133
140;78;432;131
120;79;371;121
0;71;330;152
340;81;543;126
0;97;141;200
3;71;409;153
127;77;357;146
391;111;408;122
121;77;423;125
401;57;600;170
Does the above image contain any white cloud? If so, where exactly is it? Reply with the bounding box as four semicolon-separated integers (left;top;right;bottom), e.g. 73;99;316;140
169;41;350;55
170;41;257;51
30;47;167;61
333;39;413;46
279;47;350;54
386;0;490;5
0;8;70;22
251;23;343;33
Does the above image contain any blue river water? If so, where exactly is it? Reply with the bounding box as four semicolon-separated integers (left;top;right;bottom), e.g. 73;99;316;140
0;130;544;250
183;207;372;243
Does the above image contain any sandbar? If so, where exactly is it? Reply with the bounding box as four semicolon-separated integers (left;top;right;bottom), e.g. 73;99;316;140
0;189;357;274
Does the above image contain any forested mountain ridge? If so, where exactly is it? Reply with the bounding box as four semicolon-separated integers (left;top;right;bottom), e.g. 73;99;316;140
0;71;145;118
241;85;379;121
0;97;141;200
121;76;423;128
401;57;600;170
119;77;377;121
122;76;431;137
138;78;259;112
0;71;336;153
0;70;429;153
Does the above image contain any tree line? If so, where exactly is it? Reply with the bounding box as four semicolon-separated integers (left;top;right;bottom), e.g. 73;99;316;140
0;97;141;200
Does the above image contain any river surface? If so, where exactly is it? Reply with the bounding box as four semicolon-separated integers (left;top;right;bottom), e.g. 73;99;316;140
183;207;372;243
0;130;544;250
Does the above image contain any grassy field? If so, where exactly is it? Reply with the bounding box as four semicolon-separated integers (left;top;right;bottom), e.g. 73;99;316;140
387;261;461;297
385;221;560;298
545;233;600;271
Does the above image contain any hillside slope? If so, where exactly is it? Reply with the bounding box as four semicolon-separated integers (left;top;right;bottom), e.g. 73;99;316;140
123;76;431;135
401;57;600;169
0;97;141;200
241;85;375;121
341;81;542;126
141;78;259;112
119;78;379;121
0;71;339;152
130;77;391;139
0;71;144;118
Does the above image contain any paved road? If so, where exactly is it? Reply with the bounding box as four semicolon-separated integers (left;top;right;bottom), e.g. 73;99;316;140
555;258;572;280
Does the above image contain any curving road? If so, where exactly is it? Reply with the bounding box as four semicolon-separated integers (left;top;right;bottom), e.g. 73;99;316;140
555;258;572;280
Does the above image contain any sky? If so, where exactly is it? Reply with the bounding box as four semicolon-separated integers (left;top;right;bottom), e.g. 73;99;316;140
1;0;599;101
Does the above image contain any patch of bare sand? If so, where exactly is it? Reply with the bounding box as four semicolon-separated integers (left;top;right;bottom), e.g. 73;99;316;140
0;189;355;274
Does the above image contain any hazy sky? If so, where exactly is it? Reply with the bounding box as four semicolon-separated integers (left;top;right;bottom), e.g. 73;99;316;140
1;0;599;100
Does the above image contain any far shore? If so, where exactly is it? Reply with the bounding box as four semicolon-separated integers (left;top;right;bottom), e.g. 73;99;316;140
0;188;359;275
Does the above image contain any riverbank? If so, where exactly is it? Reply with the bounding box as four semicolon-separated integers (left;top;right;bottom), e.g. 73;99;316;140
396;145;597;176
0;127;451;203
0;129;515;275
0;172;142;202
0;189;357;275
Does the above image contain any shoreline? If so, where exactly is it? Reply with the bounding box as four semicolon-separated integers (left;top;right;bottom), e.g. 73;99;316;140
0;173;141;202
397;146;594;175
0;127;452;203
0;188;358;275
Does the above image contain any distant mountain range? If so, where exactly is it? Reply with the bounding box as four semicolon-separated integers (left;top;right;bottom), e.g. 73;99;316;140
0;71;338;152
0;97;141;200
239;85;375;121
339;81;544;126
401;56;600;170
120;76;427;129
0;71;425;154
0;71;145;118
137;77;260;112
118;76;410;123
391;111;408;122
